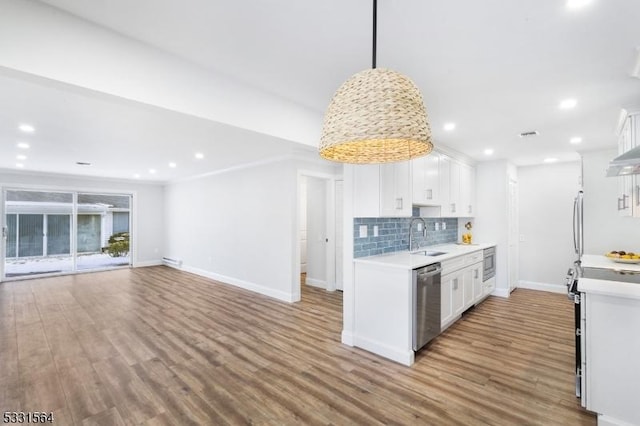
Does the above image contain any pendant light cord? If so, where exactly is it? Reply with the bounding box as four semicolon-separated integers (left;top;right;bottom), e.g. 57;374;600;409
372;0;377;69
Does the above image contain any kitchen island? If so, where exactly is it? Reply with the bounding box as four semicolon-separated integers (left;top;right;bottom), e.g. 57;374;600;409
353;243;496;366
578;254;640;426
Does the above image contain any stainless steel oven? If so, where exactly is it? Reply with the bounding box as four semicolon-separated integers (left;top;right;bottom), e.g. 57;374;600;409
483;246;496;282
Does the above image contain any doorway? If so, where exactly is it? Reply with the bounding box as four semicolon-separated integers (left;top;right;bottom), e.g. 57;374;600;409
2;189;132;280
296;172;342;299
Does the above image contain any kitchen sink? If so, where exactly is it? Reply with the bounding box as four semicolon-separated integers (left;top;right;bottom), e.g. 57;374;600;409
411;250;447;256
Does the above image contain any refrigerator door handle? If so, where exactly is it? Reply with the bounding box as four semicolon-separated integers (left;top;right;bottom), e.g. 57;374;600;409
578;193;584;258
573;197;578;254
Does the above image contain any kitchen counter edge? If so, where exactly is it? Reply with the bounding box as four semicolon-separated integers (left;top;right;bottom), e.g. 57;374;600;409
353;243;497;270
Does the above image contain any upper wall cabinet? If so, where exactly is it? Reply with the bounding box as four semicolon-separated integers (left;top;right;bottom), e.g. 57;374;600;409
617;113;639;217
412;152;446;206
353;162;412;218
353;149;475;218
380;161;412;217
415;151;475;218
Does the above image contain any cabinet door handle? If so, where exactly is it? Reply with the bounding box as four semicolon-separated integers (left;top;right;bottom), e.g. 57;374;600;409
453;278;458;290
396;198;403;210
426;189;433;200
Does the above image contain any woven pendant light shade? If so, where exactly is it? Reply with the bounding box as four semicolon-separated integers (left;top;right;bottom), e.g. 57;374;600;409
319;68;433;164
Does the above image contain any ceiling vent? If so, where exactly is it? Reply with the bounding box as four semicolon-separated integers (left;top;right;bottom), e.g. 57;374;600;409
76;161;92;166
519;130;539;138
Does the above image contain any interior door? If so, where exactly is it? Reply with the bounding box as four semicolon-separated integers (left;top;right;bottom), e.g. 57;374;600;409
335;180;344;291
508;179;519;292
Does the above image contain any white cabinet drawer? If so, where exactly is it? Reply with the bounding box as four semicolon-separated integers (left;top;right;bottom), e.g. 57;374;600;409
465;250;483;265
441;256;466;275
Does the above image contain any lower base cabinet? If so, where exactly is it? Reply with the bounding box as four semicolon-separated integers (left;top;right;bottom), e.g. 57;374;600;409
441;260;488;330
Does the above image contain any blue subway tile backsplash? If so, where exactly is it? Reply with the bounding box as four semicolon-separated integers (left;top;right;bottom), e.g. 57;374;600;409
354;216;458;258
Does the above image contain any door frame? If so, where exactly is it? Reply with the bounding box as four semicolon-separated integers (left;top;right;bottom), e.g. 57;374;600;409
294;170;339;301
1;184;136;282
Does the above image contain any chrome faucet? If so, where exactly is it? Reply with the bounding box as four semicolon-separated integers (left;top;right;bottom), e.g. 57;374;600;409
409;217;427;252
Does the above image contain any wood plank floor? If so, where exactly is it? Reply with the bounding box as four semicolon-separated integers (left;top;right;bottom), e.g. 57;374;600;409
0;267;596;425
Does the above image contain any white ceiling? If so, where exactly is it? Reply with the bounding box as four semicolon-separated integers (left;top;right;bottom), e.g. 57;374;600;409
2;0;640;181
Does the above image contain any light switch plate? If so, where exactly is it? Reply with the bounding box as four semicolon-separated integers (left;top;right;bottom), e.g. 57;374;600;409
359;225;368;238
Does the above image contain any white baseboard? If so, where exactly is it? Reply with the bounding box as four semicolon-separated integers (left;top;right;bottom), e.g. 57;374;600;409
341;330;354;346
491;288;511;298
353;335;415;366
168;263;295;303
305;277;326;289
133;260;163;268
518;280;566;294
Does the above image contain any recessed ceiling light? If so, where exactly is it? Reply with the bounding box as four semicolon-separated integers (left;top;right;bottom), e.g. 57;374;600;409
559;99;577;109
15;163;24;168
133;173;141;179
443;122;456;131
17;142;30;149
16;154;27;160
195;152;204;159
169;162;177;168
149;168;156;174
566;0;593;10
570;137;583;144
484;149;494;156
544;158;558;163
18;123;35;133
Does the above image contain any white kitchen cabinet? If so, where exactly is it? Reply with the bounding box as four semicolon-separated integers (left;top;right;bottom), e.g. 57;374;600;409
412;153;442;205
353;162;412;218
447;158;460;216
380;161;412;217
483;276;496;297
470;261;483;304
441;272;454;326
460;163;475;217
419;153;475;219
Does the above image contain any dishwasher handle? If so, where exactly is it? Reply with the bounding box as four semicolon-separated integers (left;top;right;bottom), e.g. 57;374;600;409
417;265;442;278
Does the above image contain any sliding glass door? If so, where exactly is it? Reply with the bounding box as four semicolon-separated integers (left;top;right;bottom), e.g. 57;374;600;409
2;189;132;279
76;193;131;271
4;190;73;277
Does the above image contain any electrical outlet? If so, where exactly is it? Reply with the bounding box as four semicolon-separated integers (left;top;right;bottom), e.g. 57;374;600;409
359;225;368;238
373;225;379;237
442;222;446;230
435;222;440;231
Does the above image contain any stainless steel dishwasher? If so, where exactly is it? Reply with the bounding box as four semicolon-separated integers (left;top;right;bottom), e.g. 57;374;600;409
413;262;442;351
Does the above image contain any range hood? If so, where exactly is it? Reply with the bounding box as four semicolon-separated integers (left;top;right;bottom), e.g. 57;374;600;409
607;145;640;177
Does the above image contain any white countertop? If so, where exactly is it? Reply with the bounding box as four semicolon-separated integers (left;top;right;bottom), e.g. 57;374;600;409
578;254;640;300
353;242;496;270
581;254;640;272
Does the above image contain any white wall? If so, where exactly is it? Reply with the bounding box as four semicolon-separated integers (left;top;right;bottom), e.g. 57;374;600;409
0;0;321;147
164;154;339;303
305;176;327;287
517;162;581;292
0;170;164;267
582;149;640;254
